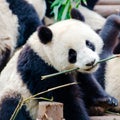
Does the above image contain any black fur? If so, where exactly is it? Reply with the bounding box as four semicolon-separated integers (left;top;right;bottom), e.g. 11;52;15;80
71;8;85;22
17;45;90;120
86;40;95;51
77;73;110;106
68;49;77;63
6;0;42;48
38;26;53;44
45;0;54;17
0;47;10;72
0;92;32;120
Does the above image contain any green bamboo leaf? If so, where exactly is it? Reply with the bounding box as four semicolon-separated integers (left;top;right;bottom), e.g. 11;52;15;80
76;0;81;8
57;6;65;21
50;0;88;21
61;1;71;20
62;0;68;5
53;5;60;21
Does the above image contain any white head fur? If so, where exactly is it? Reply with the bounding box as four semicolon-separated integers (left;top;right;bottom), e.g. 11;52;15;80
28;18;103;73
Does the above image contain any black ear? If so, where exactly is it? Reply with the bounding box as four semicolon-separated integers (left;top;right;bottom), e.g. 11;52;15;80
71;8;85;22
37;26;53;44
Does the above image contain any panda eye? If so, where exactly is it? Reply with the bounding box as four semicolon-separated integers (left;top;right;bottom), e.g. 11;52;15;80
95;29;101;34
68;49;77;63
86;40;95;51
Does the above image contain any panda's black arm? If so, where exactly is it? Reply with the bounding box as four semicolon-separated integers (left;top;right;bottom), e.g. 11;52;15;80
100;14;120;54
53;74;90;120
77;73;118;107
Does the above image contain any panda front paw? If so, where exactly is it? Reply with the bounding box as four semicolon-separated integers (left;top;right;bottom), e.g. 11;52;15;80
88;96;118;116
93;96;118;108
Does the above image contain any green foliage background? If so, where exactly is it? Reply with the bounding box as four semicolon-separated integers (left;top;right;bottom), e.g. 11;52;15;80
51;0;87;21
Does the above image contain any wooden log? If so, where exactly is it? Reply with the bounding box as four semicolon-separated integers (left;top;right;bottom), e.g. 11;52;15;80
36;102;65;120
91;115;120;120
94;5;120;17
97;0;120;5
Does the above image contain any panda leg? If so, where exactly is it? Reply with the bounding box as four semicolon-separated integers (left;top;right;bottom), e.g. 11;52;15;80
77;73;118;115
0;92;32;120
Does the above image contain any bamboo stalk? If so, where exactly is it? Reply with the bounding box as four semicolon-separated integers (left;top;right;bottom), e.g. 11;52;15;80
10;82;78;120
10;97;24;120
23;82;78;103
41;54;120;80
41;68;79;80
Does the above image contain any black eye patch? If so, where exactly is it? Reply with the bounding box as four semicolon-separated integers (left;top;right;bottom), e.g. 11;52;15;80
68;49;77;63
86;40;95;51
95;29;101;34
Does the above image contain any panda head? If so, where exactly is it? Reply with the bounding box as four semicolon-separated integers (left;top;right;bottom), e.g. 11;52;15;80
35;9;103;73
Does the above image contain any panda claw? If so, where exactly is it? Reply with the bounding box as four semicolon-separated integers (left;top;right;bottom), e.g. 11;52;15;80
105;96;118;107
115;102;118;106
93;96;118;108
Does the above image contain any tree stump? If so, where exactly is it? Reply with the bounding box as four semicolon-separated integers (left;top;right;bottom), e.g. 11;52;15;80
90;114;120;120
36;102;65;120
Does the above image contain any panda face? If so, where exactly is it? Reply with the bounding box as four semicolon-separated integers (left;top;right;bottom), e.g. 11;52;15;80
68;40;95;64
36;19;103;73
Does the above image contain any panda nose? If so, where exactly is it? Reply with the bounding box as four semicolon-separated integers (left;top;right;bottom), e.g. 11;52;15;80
86;59;95;66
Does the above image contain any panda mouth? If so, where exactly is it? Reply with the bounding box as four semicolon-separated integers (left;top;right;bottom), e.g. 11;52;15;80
85;67;94;71
84;64;97;71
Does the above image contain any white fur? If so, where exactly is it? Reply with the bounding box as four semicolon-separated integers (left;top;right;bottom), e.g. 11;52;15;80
25;0;46;20
0;0;19;54
105;57;120;110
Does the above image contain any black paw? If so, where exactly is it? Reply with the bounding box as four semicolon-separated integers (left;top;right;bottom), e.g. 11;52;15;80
93;96;118;108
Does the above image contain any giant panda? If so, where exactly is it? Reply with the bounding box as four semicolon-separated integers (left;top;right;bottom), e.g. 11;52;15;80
0;9;118;120
0;0;43;71
93;14;120;113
